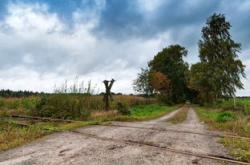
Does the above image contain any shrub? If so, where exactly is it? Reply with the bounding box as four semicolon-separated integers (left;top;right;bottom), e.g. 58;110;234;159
117;102;130;115
21;97;39;110
34;95;90;120
216;112;236;123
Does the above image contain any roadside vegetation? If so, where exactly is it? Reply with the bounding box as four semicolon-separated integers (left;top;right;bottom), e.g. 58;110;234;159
126;104;177;121
195;98;250;162
0;94;176;152
0;118;100;152
168;106;189;124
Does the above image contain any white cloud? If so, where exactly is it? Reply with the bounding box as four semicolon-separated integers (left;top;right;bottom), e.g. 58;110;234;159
5;2;63;34
0;2;169;94
0;1;249;96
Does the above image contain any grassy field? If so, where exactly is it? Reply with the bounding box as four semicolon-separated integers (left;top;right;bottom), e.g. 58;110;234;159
0;95;156;118
0;96;39;116
0;96;176;152
195;99;250;162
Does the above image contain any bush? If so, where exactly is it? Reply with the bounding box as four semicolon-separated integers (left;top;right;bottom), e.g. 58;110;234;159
216;112;236;123
34;95;90;120
117;102;130;115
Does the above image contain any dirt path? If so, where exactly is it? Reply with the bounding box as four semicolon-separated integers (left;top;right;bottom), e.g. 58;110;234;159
0;107;231;165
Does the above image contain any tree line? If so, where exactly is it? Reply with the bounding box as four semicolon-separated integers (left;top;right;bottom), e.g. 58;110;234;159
133;13;245;104
0;89;43;98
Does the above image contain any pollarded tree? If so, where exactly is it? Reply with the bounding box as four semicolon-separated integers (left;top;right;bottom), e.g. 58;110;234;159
199;13;245;101
148;45;189;103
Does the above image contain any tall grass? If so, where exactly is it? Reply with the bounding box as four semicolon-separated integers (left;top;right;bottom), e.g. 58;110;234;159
0;97;40;116
216;98;250;115
32;94;157;120
0;97;39;110
54;77;98;94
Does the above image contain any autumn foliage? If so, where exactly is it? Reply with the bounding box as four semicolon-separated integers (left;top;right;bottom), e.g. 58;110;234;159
149;71;170;93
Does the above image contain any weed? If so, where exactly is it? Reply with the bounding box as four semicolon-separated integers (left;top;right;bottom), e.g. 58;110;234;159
216;112;236;123
117;102;131;115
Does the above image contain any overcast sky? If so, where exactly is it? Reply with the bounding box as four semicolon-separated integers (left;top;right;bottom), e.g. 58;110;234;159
0;0;249;95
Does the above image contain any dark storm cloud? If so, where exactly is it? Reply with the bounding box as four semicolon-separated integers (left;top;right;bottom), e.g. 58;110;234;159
92;0;219;40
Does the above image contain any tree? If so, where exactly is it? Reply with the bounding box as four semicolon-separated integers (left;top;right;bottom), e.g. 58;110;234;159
148;45;189;103
149;71;171;103
188;63;214;103
149;71;170;93
198;13;245;102
133;68;153;96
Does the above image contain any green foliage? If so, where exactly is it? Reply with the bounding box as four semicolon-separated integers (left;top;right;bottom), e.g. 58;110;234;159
212;98;250;115
116;102;130;115
34;95;91;120
0;89;41;98
216;112;236;123
148;45;189;103
133;68;153;96
191;13;245;103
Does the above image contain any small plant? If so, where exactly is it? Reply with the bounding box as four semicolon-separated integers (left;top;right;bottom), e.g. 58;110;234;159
117;102;130;115
216;112;236;123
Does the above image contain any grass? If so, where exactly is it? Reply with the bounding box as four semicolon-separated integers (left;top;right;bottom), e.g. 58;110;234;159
0;119;102;152
221;138;250;162
125;104;177;121
0;96;39;111
195;105;250;162
168;106;188;124
215;98;250;115
195;107;249;137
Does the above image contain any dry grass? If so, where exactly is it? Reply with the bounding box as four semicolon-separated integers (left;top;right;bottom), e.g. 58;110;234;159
0;119;101;152
0;123;46;151
90;110;118;120
195;107;250;137
221;137;250;162
167;106;189;124
195;106;250;162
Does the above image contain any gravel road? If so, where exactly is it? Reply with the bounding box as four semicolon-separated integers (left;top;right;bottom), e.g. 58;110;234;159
0;107;231;165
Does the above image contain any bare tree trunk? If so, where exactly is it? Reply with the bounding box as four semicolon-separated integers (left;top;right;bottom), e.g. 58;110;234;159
103;79;115;111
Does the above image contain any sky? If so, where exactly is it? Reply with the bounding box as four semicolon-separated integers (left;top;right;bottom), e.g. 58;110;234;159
0;0;249;95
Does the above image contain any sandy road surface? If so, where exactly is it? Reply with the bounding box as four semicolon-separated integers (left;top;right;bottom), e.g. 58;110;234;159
0;107;231;165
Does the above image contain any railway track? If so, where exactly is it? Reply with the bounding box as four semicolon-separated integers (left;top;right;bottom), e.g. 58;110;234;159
71;130;250;165
101;123;250;141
